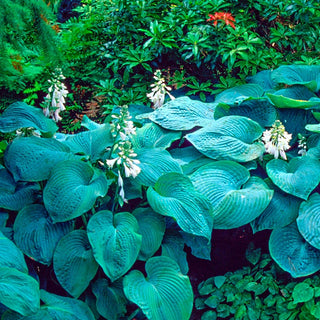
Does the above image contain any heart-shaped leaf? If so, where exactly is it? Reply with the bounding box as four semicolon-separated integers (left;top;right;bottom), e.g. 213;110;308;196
132;207;166;261
181;232;211;260
0;102;58;136
147;172;213;240
190;161;273;229
123;256;193;320
40;290;95;320
186;116;264;162
87;210;142;282
137;96;217;130
43;160;110;222
297;193;320;250
246;70;276;91
266;156;320;200
269;222;320;278
0;267;40;316
92;278;127;320
53;230;99;298
14;204;74;265
4;137;78;182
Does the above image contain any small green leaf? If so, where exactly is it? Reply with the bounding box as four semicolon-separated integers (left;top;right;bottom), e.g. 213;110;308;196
292;282;314;303
214;276;226;289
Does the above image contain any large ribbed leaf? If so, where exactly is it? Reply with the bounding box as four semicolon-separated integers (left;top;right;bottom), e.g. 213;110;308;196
87;210;142;282
266;156;320;200
92;278;127;320
227;98;277;127
251;179;301;233
123;256;193;320
132;207;166;261
246;70;276;91
181;232;211;260
0;102;58;136
138;96;217;130
214;84;264;105
147;173;213;240
1;308;52;320
40;290;95;320
161;232;189;274
267;85;320;109
0;267;40;316
186;116;264;162
43;160;110;222
132;123;181;149
0;230;27;273
297;193;320;249
57;125;113;161
13;204;73;265
269;222;320;278
53;230;98;298
272;65;320;92
170;146;203;166
190;161;273;229
135;147;182;186
4;137;78;182
0;168;40;211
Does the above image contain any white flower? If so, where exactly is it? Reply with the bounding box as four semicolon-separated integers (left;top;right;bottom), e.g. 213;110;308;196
106;157;118;168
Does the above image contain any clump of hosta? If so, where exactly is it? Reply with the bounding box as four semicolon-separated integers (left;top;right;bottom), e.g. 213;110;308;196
43;72;68;122
262;120;292;160
106;105;141;204
147;69;175;109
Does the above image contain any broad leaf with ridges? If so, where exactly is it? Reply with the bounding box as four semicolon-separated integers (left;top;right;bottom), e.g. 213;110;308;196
4;137;78;182
87;210;142;282
123;256;193;320
147;172;213;240
14;204;74;265
266;156;320;200
186;116;264;162
0;102;57;136
297;193;320;250
0;267;40;316
44;160;110;222
269;222;320;278
40;290;95;320
132;207;166;261
92;278;127;320
53;230;99;298
137;96;217;130
191;161;273;229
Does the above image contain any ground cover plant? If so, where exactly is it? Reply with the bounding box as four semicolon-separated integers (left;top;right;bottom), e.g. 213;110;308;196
1;1;320;320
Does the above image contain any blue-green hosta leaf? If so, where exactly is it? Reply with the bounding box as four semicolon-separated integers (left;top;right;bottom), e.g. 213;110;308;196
132;123;181;149
161;231;189;274
246;70;277;92
180;232;211;260
227;98;277;127
147;173;213;240
4;136;79;182
0;102;58;136
53;230;98;298
269;222;320;278
267;85;320;109
87;210;142;282
214;84;264;105
40;290;95;320
0;230;27;273
297;193;320;250
92;278;127;320
251;179;301;233
57;124;114;161
13;204;74;265
266;156;320;200
0;267;40;316
135;147;182;186
81;115;104;131
170;146;203;166
186;116;264;162
0;168;40;211
137;96;217;130
190;161;273;229
123;256;193;320
132;207;166;261
272;65;320;92
1;308;52;320
44;160;110;222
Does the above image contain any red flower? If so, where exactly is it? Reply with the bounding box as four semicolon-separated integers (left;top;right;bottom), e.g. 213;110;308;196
207;12;236;30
